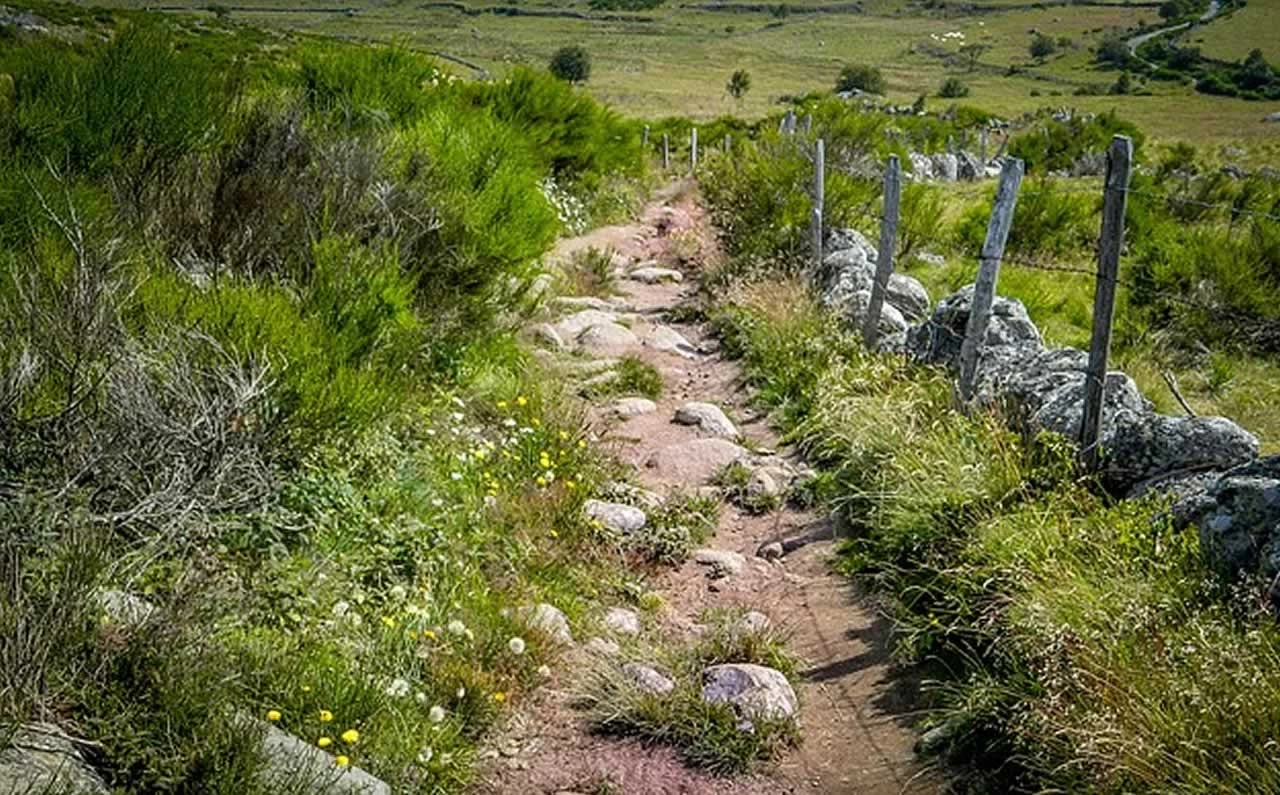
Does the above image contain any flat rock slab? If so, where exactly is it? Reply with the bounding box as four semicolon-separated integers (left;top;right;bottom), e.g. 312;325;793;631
701;663;798;724
576;323;638;357
0;724;108;795
693;548;747;576
555;309;619;339
628;267;684;284
673;401;739;439
643;326;699;359
611;397;657;419
644;438;751;484
258;721;391;795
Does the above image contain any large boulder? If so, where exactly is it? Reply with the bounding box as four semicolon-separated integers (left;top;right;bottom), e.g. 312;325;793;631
0;724;108;795
1105;414;1259;494
906;285;1042;369
908;151;934;181
1172;456;1280;585
701;664;798;728
844;290;909;336
931;153;959;182
576;323;638;357
814;240;876;310
555;309;619;339
645;439;751;484
584;499;647;534
887;273;930;321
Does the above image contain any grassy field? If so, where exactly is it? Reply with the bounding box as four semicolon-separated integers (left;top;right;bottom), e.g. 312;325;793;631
1193;0;1280;63
73;0;1280;146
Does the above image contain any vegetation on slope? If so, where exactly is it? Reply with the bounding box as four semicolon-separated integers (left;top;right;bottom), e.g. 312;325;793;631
0;17;649;792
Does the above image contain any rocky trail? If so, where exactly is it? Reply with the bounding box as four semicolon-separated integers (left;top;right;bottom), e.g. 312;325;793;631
473;184;939;794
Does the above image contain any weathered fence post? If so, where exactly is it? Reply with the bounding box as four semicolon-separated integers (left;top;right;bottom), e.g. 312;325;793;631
811;138;825;268
864;155;902;348
723;133;731;154
642;125;650;148
802;113;813;134
979;128;988;165
662;133;670;170
1080;135;1134;470
958;157;1024;400
691;127;698;171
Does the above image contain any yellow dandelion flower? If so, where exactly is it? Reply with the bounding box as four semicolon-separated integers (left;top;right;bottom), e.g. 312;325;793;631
496;400;508;409
341;729;360;744
577;440;586;449
408;629;418;640
535;477;547;487
335;755;350;767
266;710;282;722
382;616;397;628
319;710;334;723
565;480;576;489
318;737;332;748
531;418;541;427
516;396;527;407
549;529;559;539
492;692;506;703
301;685;312;693
424;630;437;641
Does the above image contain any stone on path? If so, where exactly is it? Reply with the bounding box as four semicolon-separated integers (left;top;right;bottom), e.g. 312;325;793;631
555;309;619;339
693;548;747;578
584;499;647;534
585;636;622;657
576;323;638;357
645;438;751;484
756;541;784;561
520;603;574;646
611;397;657;419
701;663;798;726
643;325;699;359
622;663;675;695
673;401;739;438
257;720;391;794
554;296;628;312
530;323;566;351
0;723;108;795
628;266;684;284
604;607;641;636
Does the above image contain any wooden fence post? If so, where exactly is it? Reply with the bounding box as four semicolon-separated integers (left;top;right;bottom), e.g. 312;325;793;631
864;155;902;348
662;133;670;170
691;127;698;171
642;125;649;148
1080;135;1134;469
811;138;825;268
958;158;1024;400
979;128;988;165
723;133;731;154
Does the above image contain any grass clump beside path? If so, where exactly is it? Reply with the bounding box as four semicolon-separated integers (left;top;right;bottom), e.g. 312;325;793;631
709;279;1280;793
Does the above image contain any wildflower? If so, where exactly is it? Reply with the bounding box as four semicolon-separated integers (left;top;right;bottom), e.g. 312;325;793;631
497;400;508;409
447;619;467;636
341;729;360;744
428;705;446;724
318;737;332;748
492;692;506;703
382;616;397;628
451;411;464;422
537;665;551;678
335;755;350;767
450;472;462;481
423;629;437;641
301;685;311;693
516;396;528;406
266;710;282;722
431;498;444;508
536;476;547;487
386;678;411;698
319;710;334;723
407;629;418;640
577;440;586;449
417;747;434;765
456;686;466;699
531;418;541;427
565;480;577;490
508;637;526;655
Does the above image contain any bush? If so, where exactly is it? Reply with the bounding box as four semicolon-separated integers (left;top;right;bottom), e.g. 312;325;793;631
1008;110;1144;173
938;77;970;98
835;63;885;95
727;69;751;101
549;45;591;84
1097;34;1133;68
1029;33;1057;60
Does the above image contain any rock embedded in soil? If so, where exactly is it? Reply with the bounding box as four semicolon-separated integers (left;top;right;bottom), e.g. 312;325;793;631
585;636;622;657
604;607;642;636
576;323;639;357
554;296;627;312
584;499;647;534
554;309;619;339
622;662;676;695
628;266;684;284
672;401;739;439
645;438;751;484
0;723;109;795
735;611;772;635
643;325;699;359
611;397;657;419
693;548;747;577
756;541;784;561
257;720;391;795
530;322;567;351
701;663;798;724
520;603;574;646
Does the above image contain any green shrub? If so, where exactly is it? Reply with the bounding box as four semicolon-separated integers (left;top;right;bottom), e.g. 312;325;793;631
549;45;591;84
835;63;885;95
938;77;970;98
1008;110;1144;173
954;178;1095;259
300;41;445;128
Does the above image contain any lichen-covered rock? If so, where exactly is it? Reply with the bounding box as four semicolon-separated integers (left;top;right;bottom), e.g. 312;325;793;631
906;285;1042;369
693;548;747;577
673;401;739;438
814;247;875;311
530;322;566;351
957;151;983;181
0;724;108;795
1172;456;1280;583
97;589;156;627
604;607;641;636
701;664;798;725
908;151;935;181
585;636;621;657
1106;414;1259;494
931;153;959;182
887;273;931;322
584;499;647;534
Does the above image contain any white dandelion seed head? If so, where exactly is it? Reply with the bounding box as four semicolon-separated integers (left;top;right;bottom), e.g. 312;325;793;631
447;619;467;635
508;637;526;655
386;678;412;698
428;705;446;723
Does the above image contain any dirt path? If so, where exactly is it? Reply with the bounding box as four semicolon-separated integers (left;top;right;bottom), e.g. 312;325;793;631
474;184;939;795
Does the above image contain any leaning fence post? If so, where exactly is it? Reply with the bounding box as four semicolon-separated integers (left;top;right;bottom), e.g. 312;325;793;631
811;138;825;268
662;133;670;170
1080;135;1133;470
690;128;698;171
958;157;1024;400
864;155;902;348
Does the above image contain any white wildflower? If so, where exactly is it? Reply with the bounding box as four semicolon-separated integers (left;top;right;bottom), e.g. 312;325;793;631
386;678;412;698
428;705;447;724
417;746;434;766
447;619;467;635
508;637;526;655
389;585;407;600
